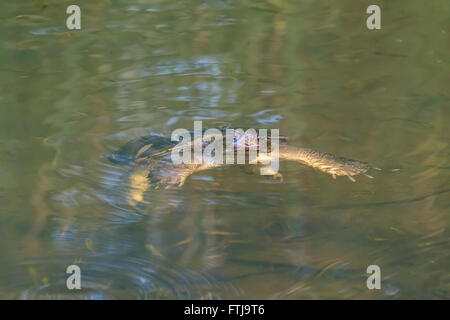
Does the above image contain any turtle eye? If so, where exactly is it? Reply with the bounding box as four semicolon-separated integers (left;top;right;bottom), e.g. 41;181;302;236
233;136;241;147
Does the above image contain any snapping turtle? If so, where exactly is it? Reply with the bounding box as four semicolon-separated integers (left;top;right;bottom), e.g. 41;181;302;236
108;128;374;206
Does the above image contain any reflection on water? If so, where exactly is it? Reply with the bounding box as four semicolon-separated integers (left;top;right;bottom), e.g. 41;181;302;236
0;0;449;299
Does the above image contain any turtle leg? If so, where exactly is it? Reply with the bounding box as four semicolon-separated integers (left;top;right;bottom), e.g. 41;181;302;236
128;169;150;206
272;172;283;182
259;164;283;182
251;153;283;181
163;175;187;189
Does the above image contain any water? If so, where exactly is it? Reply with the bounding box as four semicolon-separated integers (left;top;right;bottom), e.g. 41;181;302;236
0;0;449;299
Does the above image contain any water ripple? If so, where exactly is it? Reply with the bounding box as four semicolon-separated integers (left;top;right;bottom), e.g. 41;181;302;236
5;257;239;299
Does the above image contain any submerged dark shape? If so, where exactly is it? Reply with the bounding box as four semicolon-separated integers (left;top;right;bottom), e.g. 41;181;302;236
108;129;374;205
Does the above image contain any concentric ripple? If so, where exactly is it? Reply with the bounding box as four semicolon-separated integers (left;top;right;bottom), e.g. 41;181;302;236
3;257;240;300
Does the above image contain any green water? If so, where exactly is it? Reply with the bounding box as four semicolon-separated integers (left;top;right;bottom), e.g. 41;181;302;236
0;0;449;299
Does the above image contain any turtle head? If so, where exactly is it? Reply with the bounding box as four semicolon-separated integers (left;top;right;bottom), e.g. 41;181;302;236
231;129;287;152
233;130;259;151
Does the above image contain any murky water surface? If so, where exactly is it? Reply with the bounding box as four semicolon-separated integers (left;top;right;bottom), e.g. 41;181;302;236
0;0;449;299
